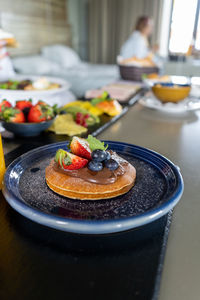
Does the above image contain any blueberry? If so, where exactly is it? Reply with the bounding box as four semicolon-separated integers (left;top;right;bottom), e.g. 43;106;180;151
104;159;119;171
91;149;107;162
88;160;103;172
105;151;111;161
59;110;67;115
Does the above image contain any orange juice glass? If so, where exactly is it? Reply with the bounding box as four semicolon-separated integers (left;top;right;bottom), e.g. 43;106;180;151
0;134;5;190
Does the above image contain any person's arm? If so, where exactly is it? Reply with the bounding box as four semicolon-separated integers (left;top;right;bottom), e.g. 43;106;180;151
152;44;159;54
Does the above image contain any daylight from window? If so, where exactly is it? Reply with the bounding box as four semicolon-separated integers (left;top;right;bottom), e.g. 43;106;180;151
169;0;198;53
195;10;200;49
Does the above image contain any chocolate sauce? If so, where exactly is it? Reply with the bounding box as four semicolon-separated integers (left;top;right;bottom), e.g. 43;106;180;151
53;151;128;185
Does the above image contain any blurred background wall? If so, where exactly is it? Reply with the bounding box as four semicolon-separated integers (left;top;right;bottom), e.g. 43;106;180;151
67;0;88;61
0;0;71;56
0;0;167;63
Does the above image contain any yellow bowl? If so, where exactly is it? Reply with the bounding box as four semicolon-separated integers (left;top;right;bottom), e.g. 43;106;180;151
152;84;191;103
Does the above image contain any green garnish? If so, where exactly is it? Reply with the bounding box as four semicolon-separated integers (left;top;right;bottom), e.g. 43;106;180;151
52;104;59;115
91;98;104;106
40;104;55;119
10;81;19;90
1;107;19;122
54;149;71;168
64;106;89;115
91;91;112;106
87;135;108;151
63;155;72;166
0;84;8;89
141;74;147;80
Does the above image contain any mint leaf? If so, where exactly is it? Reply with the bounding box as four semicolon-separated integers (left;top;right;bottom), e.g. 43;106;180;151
101;91;109;100
91;91;112;106
91;97;104;106
87;135;108;151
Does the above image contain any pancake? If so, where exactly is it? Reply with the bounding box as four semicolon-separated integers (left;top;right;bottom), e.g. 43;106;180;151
45;159;136;200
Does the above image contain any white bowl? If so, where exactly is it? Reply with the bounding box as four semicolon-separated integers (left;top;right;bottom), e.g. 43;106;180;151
0;75;73;106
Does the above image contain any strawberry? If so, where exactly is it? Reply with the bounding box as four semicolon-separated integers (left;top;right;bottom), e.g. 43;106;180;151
28;102;54;123
54;149;88;170
37;100;47;106
16;99;32;111
28;105;46;123
70;136;92;160
2;107;25;123
0;99;12;112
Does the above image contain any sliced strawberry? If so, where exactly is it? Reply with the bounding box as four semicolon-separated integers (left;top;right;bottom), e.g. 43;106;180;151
0;99;12;112
54;149;88;170
63;152;88;170
2;107;25;123
70;136;92;160
16;99;32;111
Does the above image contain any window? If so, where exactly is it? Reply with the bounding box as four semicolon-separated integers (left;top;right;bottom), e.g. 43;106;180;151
195;9;200;50
169;0;200;54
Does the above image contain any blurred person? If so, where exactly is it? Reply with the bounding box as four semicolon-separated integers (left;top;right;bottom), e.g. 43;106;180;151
0;39;15;80
120;16;159;59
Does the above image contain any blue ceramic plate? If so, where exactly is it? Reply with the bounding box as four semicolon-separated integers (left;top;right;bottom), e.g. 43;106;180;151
3;141;184;234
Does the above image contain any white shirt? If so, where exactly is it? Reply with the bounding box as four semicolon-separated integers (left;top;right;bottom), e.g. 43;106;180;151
120;31;150;59
0;47;15;80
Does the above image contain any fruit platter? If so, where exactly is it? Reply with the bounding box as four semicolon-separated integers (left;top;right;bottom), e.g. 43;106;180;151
0;91;126;138
48;91;124;137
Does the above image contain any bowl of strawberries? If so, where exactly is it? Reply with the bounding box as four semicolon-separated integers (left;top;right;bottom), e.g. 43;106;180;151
0;99;56;137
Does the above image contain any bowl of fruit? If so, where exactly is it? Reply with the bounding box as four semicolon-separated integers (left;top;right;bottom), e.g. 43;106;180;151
0;99;56;137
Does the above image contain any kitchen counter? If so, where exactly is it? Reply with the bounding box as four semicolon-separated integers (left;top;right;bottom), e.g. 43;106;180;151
99;104;200;300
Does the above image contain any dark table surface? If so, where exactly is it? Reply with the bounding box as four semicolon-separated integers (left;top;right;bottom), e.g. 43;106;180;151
1;97;198;300
1;109;170;300
0;188;171;300
1;135;171;300
99;104;200;300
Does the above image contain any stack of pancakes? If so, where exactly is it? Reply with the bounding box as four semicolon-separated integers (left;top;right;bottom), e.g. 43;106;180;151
45;160;136;200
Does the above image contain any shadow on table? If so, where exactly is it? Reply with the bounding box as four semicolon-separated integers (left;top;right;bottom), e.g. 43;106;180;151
1;196;171;300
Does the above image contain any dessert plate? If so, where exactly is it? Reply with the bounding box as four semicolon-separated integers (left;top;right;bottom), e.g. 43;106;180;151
3;141;183;234
139;94;200;114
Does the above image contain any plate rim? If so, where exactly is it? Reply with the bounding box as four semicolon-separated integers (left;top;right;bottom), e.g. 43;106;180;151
3;141;184;234
139;95;200;113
